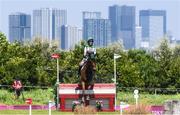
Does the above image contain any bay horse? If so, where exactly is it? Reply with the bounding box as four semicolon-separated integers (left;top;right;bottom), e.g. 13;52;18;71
80;58;95;104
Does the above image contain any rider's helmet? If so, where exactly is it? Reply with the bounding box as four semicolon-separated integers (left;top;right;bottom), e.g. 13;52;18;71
87;37;94;46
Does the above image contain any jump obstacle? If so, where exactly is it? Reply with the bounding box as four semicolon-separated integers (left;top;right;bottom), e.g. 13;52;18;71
59;83;115;111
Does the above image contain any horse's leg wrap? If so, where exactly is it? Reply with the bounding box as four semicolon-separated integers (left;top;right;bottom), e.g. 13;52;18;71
86;95;90;100
82;96;85;102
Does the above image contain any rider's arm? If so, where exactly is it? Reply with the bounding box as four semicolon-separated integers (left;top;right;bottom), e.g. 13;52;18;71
12;84;15;88
84;47;87;56
94;48;96;55
12;81;16;88
19;81;22;88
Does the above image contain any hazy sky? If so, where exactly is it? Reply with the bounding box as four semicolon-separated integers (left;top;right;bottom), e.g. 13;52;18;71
0;0;180;39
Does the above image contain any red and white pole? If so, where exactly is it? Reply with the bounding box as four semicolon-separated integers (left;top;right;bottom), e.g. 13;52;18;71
51;53;60;110
25;98;32;115
49;100;52;115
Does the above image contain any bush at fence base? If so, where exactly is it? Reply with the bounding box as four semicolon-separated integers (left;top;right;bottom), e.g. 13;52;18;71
124;104;151;114
96;100;103;111
74;105;96;115
72;101;80;111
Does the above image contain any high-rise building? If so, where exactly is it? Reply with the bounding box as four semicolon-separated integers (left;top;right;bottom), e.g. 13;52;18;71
140;10;166;49
33;8;50;42
83;11;101;41
77;28;83;42
52;9;67;47
61;25;82;50
83;19;111;47
83;12;101;20
33;8;67;47
109;5;136;49
135;26;142;49
83;12;111;47
9;12;31;43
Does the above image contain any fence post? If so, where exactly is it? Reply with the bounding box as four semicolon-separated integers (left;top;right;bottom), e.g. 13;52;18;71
49;100;52;115
154;88;157;95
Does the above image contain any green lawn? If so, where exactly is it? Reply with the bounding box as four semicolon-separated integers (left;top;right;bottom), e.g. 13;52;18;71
117;92;180;105
0;110;72;115
1;89;180;114
0;110;119;115
0;89;180;105
0;89;53;105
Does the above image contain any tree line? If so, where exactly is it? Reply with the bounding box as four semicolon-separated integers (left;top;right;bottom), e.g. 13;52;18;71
0;32;180;89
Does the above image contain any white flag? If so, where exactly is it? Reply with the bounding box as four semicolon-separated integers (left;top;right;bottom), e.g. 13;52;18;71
114;53;121;59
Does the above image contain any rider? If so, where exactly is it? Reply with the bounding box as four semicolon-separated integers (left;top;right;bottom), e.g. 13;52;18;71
78;37;96;76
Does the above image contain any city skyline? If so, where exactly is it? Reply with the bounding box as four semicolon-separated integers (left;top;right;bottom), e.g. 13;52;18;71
0;0;180;40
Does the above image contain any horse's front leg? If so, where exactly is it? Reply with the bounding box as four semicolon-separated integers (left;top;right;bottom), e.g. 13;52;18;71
86;84;90;100
81;82;85;103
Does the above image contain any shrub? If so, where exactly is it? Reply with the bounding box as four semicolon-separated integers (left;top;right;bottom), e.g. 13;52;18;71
124;104;151;114
74;105;97;115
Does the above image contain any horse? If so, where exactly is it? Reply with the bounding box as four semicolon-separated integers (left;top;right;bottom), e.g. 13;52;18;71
80;58;95;104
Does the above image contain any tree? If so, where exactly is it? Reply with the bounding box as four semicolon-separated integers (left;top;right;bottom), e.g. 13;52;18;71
0;33;10;85
153;39;173;88
1;31;180;90
169;45;180;88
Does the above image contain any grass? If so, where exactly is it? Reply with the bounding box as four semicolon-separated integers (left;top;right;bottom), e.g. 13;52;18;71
0;110;120;115
1;89;180;105
0;110;73;115
124;104;151;114
117;92;180;105
1;89;179;114
0;89;53;105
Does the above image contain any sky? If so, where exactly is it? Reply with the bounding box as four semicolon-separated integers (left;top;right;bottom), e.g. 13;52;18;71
0;0;180;39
